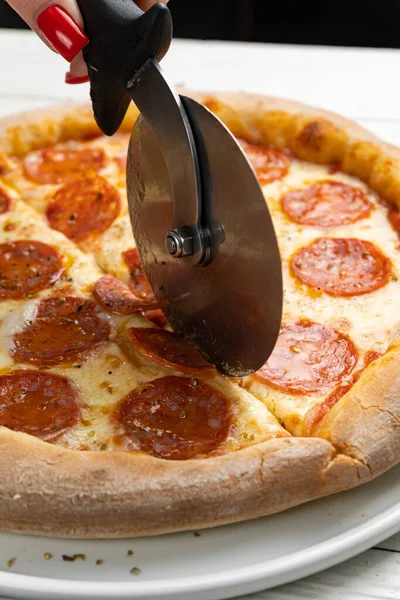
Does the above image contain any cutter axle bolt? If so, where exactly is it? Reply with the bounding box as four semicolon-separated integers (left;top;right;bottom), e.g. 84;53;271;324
165;233;179;256
165;230;194;258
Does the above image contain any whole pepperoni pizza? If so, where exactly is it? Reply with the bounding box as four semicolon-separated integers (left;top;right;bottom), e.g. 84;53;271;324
0;93;399;538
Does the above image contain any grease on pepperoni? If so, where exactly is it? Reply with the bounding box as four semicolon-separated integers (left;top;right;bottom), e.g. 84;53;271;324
0;240;64;300
0;370;79;440
143;308;167;327
307;350;382;429
46;176;120;242
23;147;106;185
122;248;155;301
254;321;358;395
93;274;163;315
121;250;168;324
238;139;290;184
12;296;110;366
292;237;392;296
281;181;372;227
126;328;216;375
0;187;10;214
115;376;231;460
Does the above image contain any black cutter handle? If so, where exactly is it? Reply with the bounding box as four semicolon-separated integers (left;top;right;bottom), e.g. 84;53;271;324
76;0;173;136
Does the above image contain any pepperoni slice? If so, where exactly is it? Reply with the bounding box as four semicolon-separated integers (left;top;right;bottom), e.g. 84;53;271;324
281;181;372;227
0;370;79;441
121;250;168;324
0;240;64;300
307;350;382;430
93;274;162;315
0;187;10;215
12;296;110;366
46;176;120;242
126;328;216;375
115;376;231;459
23;147;106;185
292;238;392;296
239;139;290;184
254;321;358;395
387;204;400;236
122;248;155;301
143;308;167;327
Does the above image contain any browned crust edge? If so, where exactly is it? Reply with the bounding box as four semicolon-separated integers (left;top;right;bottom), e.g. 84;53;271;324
0;93;397;538
0;429;367;538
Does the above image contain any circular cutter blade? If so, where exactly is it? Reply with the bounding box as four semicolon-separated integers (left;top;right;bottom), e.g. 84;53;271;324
127;98;283;377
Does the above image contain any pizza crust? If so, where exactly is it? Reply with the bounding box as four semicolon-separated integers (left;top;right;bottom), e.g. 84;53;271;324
0;428;367;538
187;92;400;208
314;338;400;476
0;94;398;537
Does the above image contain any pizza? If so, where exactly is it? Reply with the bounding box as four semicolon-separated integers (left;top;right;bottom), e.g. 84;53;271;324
0;93;399;538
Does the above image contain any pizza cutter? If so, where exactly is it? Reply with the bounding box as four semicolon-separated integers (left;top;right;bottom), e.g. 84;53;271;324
77;0;283;376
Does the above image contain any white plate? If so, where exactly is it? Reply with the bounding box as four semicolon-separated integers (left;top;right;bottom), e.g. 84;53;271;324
1;464;400;600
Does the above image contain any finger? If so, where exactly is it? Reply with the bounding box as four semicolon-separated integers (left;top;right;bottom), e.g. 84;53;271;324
68;52;88;77
6;0;87;61
65;52;89;84
65;0;170;85
6;0;83;31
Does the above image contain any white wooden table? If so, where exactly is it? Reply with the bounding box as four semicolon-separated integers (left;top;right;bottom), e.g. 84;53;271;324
1;30;400;600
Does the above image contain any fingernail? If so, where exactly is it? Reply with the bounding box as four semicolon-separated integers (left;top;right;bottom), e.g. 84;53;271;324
65;72;90;85
37;5;88;63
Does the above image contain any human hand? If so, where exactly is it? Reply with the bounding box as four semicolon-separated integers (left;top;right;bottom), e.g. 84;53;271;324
5;0;169;84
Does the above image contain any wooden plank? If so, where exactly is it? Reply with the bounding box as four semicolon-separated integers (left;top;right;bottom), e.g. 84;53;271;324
377;532;400;552
242;546;400;599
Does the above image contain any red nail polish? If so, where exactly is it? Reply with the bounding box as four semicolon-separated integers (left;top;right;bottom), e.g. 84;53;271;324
37;5;88;63
65;73;90;85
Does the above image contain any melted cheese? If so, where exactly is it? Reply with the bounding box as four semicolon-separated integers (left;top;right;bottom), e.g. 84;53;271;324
246;159;400;434
0;164;286;453
93;214;136;283
5;132;395;446
53;348;286;452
